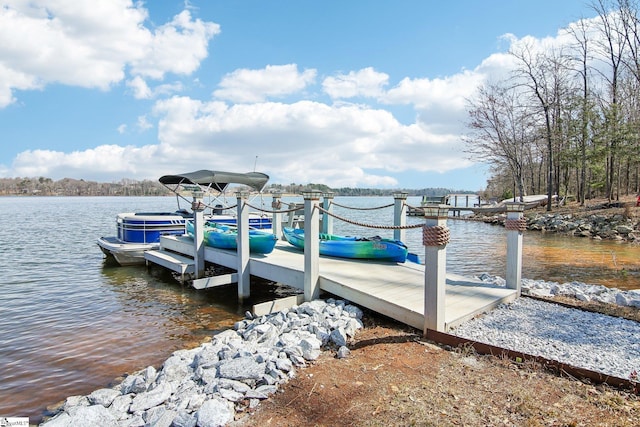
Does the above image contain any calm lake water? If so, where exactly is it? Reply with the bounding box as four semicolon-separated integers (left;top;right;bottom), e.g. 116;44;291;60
0;195;638;423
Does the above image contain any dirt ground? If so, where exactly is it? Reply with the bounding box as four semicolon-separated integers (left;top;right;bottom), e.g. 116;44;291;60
231;196;640;427
232;309;639;427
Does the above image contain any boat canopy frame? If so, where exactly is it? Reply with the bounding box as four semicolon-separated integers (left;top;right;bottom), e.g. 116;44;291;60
159;169;270;213
159;169;269;193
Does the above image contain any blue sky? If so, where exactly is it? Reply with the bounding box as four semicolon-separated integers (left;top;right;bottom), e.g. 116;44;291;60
0;0;595;190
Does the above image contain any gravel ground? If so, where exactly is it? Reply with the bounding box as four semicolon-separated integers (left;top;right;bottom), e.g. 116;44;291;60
452;279;640;381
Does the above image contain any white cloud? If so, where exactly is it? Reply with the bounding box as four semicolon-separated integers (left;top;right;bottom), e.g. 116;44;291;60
322;67;389;99
3;11;610;188
129;10;220;79
0;1;218;107
127;76;184;99
137;115;153;131
213;64;317;103
384;69;485;111
127;76;152;99
148;96;469;187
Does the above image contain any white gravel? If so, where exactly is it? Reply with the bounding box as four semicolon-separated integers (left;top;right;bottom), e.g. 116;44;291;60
451;277;640;381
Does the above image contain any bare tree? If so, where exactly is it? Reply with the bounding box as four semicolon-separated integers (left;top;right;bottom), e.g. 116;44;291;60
510;42;573;210
465;82;537;201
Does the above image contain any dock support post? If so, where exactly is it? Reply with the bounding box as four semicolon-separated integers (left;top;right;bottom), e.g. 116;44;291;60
422;204;450;334
321;192;334;234
505;202;525;295
272;192;283;240
236;191;251;301
191;190;206;279
303;190;322;301
393;192;408;242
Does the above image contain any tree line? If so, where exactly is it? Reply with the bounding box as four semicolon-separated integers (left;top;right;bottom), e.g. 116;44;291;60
0;177;469;198
466;0;640;209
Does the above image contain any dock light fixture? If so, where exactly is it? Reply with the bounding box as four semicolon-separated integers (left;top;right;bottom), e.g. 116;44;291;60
235;191;250;199
302;190;323;200
191;189;205;211
422;204;449;219
393;191;408;200
322;191;335;199
505;201;525;213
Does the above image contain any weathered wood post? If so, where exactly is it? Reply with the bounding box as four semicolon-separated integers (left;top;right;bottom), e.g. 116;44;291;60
505;202;525;295
423;204;450;334
236;191;250;301
393;192;408;242
191;189;206;279
321;192;334;235
271;191;283;240
303;190;321;301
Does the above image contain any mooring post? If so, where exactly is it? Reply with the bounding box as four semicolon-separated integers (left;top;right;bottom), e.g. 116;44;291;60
505;202;525;295
191;190;206;279
303;190;321;301
236;191;250;301
271;192;283;240
321;192;334;235
423;204;450;334
393;192;408;242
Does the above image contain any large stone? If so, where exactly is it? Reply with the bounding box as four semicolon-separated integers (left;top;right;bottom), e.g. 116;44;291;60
158;355;193;385
88;388;120;407
143;405;176;427
172;411;197;427
56;404;117;427
217;356;265;380
329;327;348;347
195;397;234;427
121;374;148;394
300;335;322;360
129;382;172;413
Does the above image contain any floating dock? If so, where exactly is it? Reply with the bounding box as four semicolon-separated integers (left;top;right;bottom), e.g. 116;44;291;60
146;235;517;331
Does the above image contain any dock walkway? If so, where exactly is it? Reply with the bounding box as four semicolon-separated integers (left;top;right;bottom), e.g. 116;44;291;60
150;236;517;331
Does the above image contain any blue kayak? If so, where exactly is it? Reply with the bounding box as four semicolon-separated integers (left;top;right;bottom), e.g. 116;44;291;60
282;227;408;262
187;221;277;254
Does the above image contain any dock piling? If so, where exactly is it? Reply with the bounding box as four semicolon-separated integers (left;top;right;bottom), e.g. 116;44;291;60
236;191;251;301
272;192;283;240
505;202;525;295
303;190;322;301
191;190;206;279
393;192;408;242
422;204;450;334
322;192;334;235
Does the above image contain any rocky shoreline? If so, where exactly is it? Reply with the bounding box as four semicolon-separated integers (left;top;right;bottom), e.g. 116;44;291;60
41;299;363;427
471;209;639;242
40;276;640;427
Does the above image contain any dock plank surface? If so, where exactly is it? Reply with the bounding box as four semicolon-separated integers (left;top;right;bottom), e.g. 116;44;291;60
158;236;517;331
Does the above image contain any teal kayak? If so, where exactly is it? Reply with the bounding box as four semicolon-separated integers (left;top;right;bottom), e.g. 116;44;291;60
282;227;408;262
187;221;277;254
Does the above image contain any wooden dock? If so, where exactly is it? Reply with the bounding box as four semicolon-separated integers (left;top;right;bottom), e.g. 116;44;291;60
147;235;517;331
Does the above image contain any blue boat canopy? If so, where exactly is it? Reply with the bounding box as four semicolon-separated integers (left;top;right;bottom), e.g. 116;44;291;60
159;170;269;192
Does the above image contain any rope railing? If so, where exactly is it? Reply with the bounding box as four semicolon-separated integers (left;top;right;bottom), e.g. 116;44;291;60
244;201;302;215
316;205;424;230
174;193;238;212
403;201;426;211
329;200;395;210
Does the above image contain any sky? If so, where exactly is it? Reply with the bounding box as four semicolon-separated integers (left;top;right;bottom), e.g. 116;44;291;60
0;0;599;191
